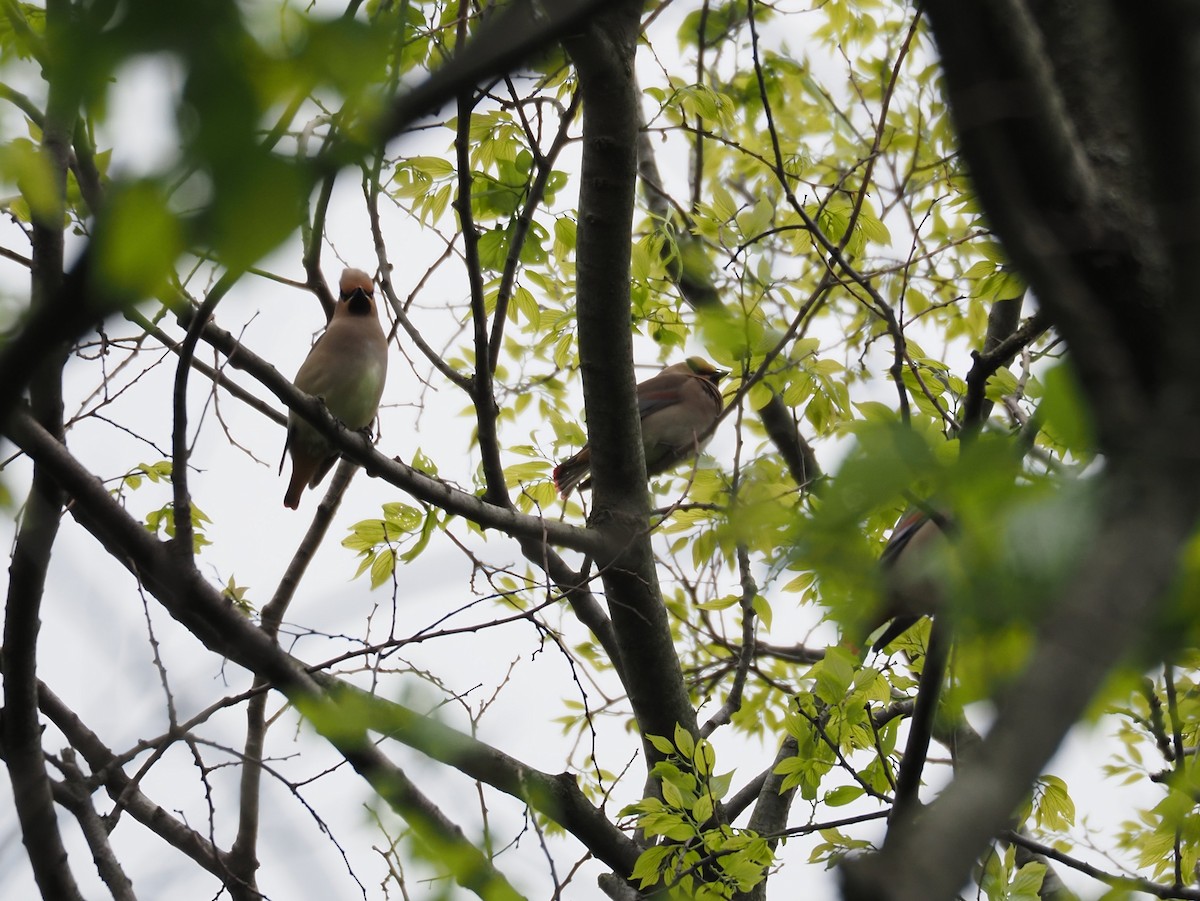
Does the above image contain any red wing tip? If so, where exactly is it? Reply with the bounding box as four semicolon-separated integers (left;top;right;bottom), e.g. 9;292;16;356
551;468;569;497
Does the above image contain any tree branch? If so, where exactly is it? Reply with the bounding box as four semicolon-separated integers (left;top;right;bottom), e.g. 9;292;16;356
5;408;643;881
566;0;701;776
181;312;607;557
36;680;238;884
1;16;84;895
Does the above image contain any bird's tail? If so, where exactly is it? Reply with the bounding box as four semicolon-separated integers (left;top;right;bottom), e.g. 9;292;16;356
552;448;590;497
283;476;305;509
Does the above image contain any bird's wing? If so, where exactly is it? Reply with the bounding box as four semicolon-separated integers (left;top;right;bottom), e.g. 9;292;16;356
637;370;688;420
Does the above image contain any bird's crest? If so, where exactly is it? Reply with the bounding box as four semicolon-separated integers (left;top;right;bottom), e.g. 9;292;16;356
338;268;376;316
684;356;729;380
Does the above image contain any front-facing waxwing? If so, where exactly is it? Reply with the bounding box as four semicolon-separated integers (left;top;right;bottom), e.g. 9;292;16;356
281;268;389;509
553;356;729;496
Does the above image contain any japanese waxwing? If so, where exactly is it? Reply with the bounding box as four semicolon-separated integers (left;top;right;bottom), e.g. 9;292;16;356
553;356;728;496
869;508;949;651
281;268;388;509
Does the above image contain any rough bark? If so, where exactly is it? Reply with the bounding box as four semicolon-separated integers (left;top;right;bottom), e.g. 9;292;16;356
841;4;1200;898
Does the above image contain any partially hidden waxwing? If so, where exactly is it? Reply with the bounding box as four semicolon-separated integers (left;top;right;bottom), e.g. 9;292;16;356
281;268;388;509
552;356;728;496
869;508;950;651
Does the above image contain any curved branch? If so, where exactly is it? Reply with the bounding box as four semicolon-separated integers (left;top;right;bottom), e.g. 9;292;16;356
960;301;1049;435
171;269;242;564
182;313;605;556
452;84;510;507
635;95;822;492
36;682;238;886
1;37;84;899
5;408;643;879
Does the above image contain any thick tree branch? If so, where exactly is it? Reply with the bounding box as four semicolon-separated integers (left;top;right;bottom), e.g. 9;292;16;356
959;296;1044;435
51;751;136;901
919;2;1153;448
5;408;643;880
837;6;1200;898
566;1;701;774
1;19;83;897
886;615;952;829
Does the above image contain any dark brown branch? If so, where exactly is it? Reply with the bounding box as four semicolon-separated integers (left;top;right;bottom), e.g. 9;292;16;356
301;172;339;323
171;269;242;565
36;680;238;883
229;460;357;898
700;545;759;738
452;82;510;509
566;0;701;775
51;751;136;901
1;22;84;896
184;313;606;557
373;0;610;147
5;408;642;880
1004;830;1200;901
886;615;952;828
960;301;1050;434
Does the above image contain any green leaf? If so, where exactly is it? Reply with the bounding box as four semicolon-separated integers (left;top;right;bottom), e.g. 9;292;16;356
647;733;676;755
674;723;696;761
1034;775;1075;830
824;785;864;807
630;845;672;889
709;770;734;801
93;180;182;298
369;547;396;589
0;137;58;222
1008;861;1046;900
1039;363;1094;455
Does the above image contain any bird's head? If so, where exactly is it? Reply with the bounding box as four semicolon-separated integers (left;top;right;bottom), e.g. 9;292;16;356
337;268;377;317
685;356;730;384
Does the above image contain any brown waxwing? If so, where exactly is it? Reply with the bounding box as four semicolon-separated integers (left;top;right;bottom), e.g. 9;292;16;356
553;356;728;496
281;268;388;509
870;509;949;651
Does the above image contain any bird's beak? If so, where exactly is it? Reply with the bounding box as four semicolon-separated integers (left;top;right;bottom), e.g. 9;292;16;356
344;287;372;312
